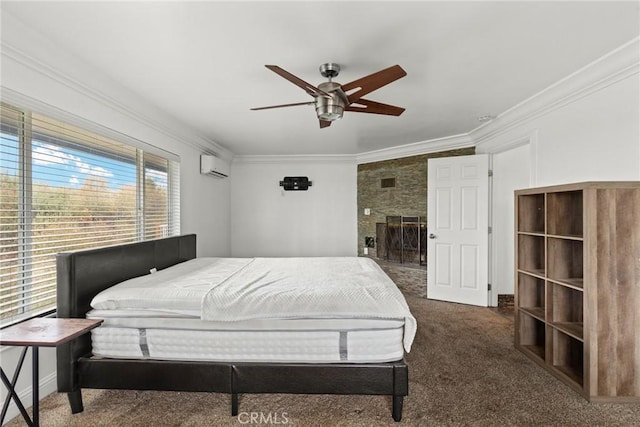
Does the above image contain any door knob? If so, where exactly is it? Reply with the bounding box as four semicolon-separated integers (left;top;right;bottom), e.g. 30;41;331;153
429;233;437;239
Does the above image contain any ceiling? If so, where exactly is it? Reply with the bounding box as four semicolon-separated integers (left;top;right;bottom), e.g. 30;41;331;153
2;1;639;156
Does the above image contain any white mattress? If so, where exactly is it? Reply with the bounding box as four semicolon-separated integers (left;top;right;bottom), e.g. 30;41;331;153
88;256;416;363
87;311;405;363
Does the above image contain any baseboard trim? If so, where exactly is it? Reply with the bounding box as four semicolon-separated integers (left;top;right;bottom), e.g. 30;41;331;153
2;371;57;424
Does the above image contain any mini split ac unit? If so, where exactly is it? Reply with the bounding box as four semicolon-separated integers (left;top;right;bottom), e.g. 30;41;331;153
200;155;229;178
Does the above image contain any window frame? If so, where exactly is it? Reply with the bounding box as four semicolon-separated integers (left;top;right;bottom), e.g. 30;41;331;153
0;100;180;328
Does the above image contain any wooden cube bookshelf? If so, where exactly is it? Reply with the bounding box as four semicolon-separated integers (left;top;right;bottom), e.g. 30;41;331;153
515;182;640;402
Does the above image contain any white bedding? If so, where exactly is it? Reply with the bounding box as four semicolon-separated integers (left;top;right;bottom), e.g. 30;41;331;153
91;257;252;315
90;257;417;353
201;257;416;352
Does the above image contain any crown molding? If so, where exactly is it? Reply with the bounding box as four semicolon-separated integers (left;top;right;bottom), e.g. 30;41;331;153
232;134;474;166
232;154;357;165
1;39;232;160
356;133;474;164
356;37;639;161
472;37;640;149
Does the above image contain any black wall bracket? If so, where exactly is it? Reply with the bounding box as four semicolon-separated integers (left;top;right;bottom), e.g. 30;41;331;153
280;176;312;191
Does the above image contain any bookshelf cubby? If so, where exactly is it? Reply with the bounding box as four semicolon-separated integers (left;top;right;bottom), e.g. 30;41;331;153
547;238;583;288
517;193;545;234
518;311;546;362
547;190;583;237
548;282;583;340
515;182;640;402
517;234;545;277
517;273;545;320
551;329;584;388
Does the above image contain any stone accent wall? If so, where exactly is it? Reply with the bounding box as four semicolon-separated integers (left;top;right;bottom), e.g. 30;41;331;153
357;147;475;257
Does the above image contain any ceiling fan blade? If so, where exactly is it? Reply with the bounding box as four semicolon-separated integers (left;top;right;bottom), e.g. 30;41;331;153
265;65;331;98
319;120;332;128
341;65;407;103
251;101;315;111
345;99;405;116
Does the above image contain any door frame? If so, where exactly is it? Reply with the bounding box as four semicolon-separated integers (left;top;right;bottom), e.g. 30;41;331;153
478;130;537;306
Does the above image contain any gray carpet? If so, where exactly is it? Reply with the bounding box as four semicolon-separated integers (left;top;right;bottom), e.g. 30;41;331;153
6;296;640;426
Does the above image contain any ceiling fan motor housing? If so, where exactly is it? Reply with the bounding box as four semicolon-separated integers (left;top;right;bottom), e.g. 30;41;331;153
319;63;341;79
316;81;348;121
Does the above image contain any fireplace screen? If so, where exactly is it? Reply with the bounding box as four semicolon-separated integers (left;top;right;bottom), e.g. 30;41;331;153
377;216;426;265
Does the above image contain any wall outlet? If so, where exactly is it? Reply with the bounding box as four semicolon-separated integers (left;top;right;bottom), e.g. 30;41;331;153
364;208;371;215
363;247;369;255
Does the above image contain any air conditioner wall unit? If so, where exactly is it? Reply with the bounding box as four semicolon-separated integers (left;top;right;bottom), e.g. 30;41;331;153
200;155;229;178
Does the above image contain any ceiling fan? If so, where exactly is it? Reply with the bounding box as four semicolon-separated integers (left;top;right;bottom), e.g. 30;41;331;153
251;63;407;128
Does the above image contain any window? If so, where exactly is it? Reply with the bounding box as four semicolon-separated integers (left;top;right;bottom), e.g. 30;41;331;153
0;103;180;327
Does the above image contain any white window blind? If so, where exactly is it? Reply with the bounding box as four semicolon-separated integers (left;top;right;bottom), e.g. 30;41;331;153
0;103;180;327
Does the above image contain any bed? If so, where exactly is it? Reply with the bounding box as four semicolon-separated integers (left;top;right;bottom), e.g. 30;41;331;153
56;234;414;421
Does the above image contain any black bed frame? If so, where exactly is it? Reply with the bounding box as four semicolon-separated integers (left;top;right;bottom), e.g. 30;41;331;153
56;234;408;421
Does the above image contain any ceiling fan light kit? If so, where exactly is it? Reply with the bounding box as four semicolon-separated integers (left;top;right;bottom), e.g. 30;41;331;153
316;81;348;121
251;62;407;128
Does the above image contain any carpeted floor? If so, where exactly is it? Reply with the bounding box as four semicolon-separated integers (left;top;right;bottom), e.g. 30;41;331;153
6;296;640;426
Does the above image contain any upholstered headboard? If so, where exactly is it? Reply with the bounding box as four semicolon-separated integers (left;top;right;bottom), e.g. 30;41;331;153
56;234;196;393
56;234;196;319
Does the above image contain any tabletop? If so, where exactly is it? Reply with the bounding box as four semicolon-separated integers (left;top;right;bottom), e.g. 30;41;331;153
0;318;103;347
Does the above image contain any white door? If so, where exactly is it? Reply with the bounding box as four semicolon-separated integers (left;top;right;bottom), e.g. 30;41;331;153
427;154;489;306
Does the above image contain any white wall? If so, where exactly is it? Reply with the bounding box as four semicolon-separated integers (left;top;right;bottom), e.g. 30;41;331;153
478;75;639;186
1;12;232;423
477;38;639;301
476;40;639;184
231;157;357;257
